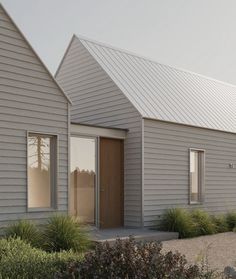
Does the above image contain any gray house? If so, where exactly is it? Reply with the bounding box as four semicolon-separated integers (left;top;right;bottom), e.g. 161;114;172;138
2;2;236;231
56;35;236;228
0;4;70;227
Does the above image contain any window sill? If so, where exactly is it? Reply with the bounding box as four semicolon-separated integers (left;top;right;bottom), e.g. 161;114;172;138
27;207;57;213
189;201;203;205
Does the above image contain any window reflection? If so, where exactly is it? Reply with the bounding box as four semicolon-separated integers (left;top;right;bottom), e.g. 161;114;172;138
28;135;52;208
70;137;96;224
190;150;204;203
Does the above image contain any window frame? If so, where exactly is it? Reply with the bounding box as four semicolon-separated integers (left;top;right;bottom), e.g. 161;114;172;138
27;131;58;212
189;148;205;205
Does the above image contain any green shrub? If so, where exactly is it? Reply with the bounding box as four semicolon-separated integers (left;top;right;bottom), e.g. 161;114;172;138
43;215;90;252
5;220;42;248
161;208;194;238
211;215;229;233
56;237;216;279
225;211;236;230
0;238;81;279
191;209;216;236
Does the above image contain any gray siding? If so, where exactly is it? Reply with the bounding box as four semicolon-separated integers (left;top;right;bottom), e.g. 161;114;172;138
56;37;142;227
144;119;236;227
0;5;69;226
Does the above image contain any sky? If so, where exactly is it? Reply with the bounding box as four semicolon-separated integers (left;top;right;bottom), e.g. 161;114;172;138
2;0;236;85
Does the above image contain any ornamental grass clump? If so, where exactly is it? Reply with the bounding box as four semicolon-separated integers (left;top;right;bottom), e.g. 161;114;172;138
211;214;229;233
191;209;216;236
161;208;231;238
161;208;194;238
225;211;236;231
43;215;90;252
5;219;43;248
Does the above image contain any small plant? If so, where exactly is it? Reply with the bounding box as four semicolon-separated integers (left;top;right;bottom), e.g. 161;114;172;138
161;208;195;238
225;211;236;230
43;215;90;252
195;243;220;279
57;237;210;279
191;209;216;236
5;220;42;248
211;215;229;233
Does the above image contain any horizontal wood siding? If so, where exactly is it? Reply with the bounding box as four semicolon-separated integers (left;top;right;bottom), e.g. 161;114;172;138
56;38;142;227
0;6;69;226
144;119;236;227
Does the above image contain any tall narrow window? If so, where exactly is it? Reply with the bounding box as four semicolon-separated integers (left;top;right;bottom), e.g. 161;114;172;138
28;133;57;209
70;137;96;224
189;149;205;203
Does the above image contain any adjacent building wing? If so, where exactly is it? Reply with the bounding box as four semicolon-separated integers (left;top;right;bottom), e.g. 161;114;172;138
62;35;236;134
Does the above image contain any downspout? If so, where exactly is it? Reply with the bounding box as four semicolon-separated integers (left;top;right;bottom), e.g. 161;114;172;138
67;103;71;215
141;118;144;227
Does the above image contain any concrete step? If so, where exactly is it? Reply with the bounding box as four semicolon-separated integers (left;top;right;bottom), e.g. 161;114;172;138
90;228;179;244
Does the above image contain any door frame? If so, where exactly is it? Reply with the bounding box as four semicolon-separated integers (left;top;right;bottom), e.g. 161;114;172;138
96;137;100;228
69;134;123;228
99;137;124;228
70;124;127;228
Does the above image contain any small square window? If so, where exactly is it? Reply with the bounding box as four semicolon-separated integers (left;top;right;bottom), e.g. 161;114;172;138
27;133;57;209
189;149;205;204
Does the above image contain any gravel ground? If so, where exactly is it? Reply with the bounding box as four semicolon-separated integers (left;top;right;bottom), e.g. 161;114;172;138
162;232;236;272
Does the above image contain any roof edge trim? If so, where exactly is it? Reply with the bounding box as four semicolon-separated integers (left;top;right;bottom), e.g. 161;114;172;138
55;35;75;78
143;117;236;136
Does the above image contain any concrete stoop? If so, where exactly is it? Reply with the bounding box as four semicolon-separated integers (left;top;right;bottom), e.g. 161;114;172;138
90;228;179;244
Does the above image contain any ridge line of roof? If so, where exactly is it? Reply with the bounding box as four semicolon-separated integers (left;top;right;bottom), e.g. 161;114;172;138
75;34;236;90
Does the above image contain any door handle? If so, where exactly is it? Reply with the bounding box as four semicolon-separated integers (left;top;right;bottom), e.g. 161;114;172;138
100;188;105;192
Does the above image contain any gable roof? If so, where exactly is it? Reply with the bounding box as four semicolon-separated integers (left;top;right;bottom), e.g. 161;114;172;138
74;35;236;134
0;3;71;104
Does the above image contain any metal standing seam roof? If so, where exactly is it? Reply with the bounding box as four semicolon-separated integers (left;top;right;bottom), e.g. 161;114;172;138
75;35;236;134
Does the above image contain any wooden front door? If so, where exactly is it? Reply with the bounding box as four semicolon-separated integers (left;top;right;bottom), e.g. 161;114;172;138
99;138;124;228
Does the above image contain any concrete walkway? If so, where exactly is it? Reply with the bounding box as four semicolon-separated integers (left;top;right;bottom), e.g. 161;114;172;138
90;227;178;244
